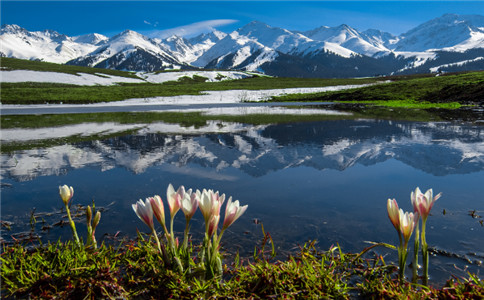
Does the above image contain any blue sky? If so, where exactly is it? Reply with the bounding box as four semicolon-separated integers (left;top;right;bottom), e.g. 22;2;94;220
2;1;483;38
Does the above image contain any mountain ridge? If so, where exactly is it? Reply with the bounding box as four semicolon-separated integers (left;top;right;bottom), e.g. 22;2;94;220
1;14;483;77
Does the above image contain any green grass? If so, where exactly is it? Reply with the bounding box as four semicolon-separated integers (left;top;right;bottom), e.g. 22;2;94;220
1;57;141;78
271;71;484;106
0;111;356;130
339;99;463;109
2;239;482;299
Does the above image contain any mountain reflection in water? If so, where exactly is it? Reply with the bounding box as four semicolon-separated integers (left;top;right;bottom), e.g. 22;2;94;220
2;120;483;180
1;119;483;284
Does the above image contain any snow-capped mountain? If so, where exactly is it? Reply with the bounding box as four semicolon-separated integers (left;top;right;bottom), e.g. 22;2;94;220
0;24;99;63
236;21;354;57
304;24;391;56
193;21;356;71
66;29;185;71
188;30;227;46
1;13;483;76
73;33;108;45
362;29;399;50
156;35;197;63
393;13;484;52
192;28;278;71
179;30;228;63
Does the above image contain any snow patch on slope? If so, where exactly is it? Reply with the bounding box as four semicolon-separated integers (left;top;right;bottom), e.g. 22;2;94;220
137;70;253;83
429;57;484;72
0;70;144;85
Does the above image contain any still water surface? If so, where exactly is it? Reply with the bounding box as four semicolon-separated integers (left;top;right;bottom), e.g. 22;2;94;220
1;119;483;284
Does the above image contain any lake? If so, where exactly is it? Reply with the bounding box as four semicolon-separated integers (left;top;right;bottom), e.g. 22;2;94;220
1;116;483;284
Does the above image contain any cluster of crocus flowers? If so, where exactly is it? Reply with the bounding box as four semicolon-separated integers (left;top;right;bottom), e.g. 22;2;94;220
386;187;441;285
132;183;247;278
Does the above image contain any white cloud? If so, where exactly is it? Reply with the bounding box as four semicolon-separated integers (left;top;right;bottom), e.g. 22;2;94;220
148;19;238;39
144;20;158;28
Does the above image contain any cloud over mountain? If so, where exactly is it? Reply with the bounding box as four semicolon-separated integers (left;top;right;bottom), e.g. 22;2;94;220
148;19;239;39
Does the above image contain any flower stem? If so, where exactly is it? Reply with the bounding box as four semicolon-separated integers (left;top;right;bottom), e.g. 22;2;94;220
421;219;429;286
412;221;420;283
183;219;190;250
65;204;80;247
396;232;407;283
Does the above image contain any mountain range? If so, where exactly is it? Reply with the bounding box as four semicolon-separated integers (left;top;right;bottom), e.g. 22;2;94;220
1;13;484;77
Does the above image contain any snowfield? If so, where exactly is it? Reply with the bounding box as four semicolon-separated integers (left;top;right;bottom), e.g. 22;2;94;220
114;84;374;106
0;69;256;86
0;70;145;86
137;70;254;83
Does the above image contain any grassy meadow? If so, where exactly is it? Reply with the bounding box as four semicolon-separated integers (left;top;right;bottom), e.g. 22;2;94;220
271;71;484;106
1;57;382;104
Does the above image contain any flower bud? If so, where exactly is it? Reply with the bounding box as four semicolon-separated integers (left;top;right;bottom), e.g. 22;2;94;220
59;185;74;205
93;211;101;228
86;205;92;223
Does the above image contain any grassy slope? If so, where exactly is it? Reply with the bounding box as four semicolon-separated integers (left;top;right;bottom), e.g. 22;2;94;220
272;71;484;105
0;58;382;104
0;57;141;78
2;58;482;106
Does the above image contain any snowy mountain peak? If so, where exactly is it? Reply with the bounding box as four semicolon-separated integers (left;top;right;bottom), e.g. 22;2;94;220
237;20;295;39
165;34;183;42
1;24;28;34
74;33;108;45
394;14;484;51
212;30;228;40
235;21;318;54
304;24;391;56
188;30;227;45
105;30;159;50
158;34;197;62
112;29;143;39
305;24;360;43
244;20;271;29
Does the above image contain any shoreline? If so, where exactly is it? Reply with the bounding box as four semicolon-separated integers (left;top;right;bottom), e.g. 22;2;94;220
0;84;374;115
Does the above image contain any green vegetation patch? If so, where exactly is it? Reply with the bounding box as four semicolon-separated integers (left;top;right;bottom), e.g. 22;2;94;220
0;111;353;130
1;240;482;299
271;71;484;106
174;74;209;83
340;99;462;109
1;57;141;79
